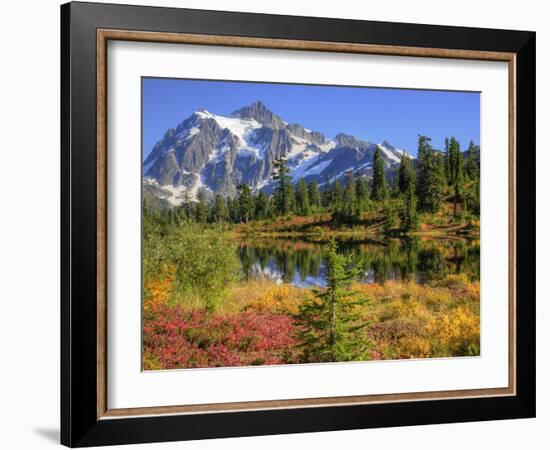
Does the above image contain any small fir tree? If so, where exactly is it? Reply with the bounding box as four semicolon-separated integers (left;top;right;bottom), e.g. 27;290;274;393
294;240;371;363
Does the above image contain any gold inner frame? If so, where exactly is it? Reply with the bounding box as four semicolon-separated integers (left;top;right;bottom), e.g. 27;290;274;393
96;29;517;420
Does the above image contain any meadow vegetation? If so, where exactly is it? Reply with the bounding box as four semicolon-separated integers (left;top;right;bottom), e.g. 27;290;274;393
143;220;480;370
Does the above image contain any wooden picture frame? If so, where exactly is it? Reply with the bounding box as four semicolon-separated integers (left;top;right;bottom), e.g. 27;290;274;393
61;1;535;447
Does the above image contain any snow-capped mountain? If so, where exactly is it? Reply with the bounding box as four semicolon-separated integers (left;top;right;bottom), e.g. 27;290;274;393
143;101;412;206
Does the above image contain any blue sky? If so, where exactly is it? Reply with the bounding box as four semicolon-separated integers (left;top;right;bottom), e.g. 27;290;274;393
142;78;479;159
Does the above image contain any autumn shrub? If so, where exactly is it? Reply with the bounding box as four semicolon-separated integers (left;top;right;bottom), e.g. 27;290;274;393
421;288;453;311
143;264;175;311
427;305;480;356
398;335;432;358
378;299;428;322
143;305;298;369
464;281;480;301
436;273;470;290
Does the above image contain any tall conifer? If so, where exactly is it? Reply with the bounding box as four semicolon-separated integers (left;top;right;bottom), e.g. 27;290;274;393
295;178;310;216
371;146;387;201
272;156;294;215
448;137;464;217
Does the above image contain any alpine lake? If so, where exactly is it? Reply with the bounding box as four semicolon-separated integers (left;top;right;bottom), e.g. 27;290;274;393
236;234;480;288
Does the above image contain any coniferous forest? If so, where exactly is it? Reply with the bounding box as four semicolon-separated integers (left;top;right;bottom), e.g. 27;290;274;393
143;135;481;370
145;136;480;233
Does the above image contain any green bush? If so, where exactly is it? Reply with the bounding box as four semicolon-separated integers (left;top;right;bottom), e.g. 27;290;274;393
170;225;240;311
143;219;240;311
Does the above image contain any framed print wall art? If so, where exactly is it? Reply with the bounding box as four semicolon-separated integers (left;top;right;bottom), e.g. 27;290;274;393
60;2;536;447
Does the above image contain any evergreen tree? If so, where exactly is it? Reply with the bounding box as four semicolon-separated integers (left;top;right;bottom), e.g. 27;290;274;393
174;206;186;225
195;188;209;223
354;176;369;216
294;240;370;362
225;197;235;222
237;184;255;223
211;194;228;223
371;145;387;201
416;136;445;213
447;137;464;217
433;152;447;210
444;137;451;182
464;180;480;216
398;154;416;194
342;171;356;219
272;156;294;216
255;190;270;220
465;140;480;181
389;169;400;198
416;134;432;210
383;199;399;232
142;198;150;218
295;178;310;216
401;183;418;231
167;208;176;225
331;179;344;214
178;191;194;221
308;180;321;212
321;175;333;209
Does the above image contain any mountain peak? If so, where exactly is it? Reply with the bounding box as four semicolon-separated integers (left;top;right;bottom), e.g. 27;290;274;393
231;101;286;129
250;100;268;109
144;102;414;204
192;109;214;119
334;133;360;147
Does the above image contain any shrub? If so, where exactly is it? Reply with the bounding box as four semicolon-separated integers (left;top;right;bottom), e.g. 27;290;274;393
437;273;470;290
427;306;480;356
143;222;241;311
398;335;431;358
143;305;297;369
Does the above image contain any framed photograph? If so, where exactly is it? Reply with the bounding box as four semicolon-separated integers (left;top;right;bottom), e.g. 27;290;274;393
61;2;536;447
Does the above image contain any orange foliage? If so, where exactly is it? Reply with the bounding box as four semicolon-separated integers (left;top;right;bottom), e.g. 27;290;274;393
143;264;175;311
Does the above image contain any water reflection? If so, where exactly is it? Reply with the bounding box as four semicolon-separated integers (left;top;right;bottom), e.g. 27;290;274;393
237;237;480;287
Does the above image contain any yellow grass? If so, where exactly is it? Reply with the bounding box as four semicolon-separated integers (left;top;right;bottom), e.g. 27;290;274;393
223;279;313;315
145;272;480;360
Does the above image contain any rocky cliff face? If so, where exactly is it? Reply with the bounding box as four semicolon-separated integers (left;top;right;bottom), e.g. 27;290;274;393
143;101;411;206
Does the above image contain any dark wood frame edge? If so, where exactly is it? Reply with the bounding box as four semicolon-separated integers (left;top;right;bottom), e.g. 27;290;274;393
61;2;536;447
95;28;517;420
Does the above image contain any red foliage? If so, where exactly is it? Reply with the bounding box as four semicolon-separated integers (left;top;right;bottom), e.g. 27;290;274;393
143;305;297;369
